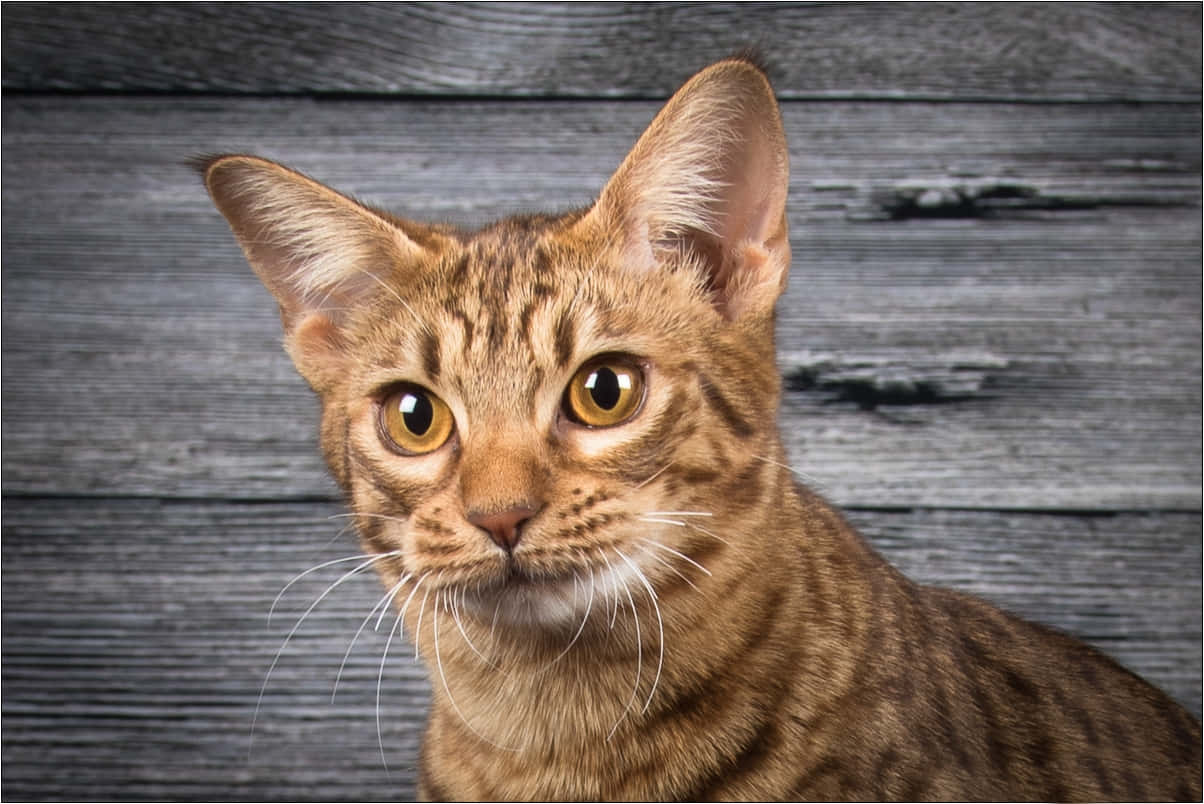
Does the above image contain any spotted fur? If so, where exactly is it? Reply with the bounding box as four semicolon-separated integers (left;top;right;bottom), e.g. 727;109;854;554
201;56;1201;801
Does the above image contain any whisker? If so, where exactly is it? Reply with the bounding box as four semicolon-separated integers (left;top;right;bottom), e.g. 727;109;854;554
252;553;385;753
643;516;736;551
550;568;595;666
683;521;736;548
415;581;433;661
639;516;689;528
269;551;398;626
396;572;430;636
642;511;714;518
639;544;701;592
751;453;828;492
356;268;429;334
607;555;642;742
635;538;712;577
615;548;664;714
376;599;408;777
373;573;428;773
327;511;410;526
320;520;359;550
450;584;494;668
489;592;504;648
332;575;410;702
433;588;520;752
595;548;621;630
635;461;675;490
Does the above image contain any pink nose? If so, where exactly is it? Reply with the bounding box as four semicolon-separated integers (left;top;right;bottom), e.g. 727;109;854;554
468;505;538;553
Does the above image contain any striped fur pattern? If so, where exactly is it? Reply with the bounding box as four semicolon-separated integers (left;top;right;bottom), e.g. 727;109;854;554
201;57;1201;800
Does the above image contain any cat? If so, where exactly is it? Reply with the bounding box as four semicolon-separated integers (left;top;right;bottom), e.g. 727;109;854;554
199;55;1202;801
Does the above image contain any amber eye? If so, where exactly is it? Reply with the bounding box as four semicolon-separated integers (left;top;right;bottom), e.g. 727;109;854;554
564;356;646;428
379;384;454;455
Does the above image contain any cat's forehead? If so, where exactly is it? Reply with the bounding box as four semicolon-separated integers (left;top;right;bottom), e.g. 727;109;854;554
427;222;572;336
361;216;701;417
361;221;596;407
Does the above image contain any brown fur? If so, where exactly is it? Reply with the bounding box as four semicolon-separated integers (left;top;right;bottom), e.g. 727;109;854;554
200;56;1201;801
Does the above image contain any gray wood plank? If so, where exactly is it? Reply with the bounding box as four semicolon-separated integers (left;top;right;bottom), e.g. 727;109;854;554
3;97;1199;508
2;2;1199;101
2;498;1199;800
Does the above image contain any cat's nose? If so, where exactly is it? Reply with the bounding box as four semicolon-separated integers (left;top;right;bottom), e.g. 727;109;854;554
468;505;538;553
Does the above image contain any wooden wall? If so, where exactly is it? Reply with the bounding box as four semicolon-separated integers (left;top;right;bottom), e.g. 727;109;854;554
2;3;1200;800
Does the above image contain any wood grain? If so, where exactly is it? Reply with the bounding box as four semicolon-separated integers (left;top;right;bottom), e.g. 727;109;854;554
2;498;1198;800
3;96;1199;507
2;13;1199;801
2;2;1199;101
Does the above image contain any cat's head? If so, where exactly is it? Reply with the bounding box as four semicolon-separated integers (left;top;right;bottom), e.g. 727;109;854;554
200;57;790;633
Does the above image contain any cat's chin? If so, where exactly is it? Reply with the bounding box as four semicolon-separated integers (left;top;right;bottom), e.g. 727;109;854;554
459;564;606;631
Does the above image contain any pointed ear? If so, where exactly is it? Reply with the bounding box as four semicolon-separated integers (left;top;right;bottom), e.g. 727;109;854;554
198;155;436;389
578;58;790;320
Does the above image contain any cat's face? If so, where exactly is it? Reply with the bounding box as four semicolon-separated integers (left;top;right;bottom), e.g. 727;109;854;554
322;217;782;629
200;57;790;638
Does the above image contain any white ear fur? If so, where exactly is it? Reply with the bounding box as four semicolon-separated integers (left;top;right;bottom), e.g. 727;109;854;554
200;155;427;332
583;58;791;320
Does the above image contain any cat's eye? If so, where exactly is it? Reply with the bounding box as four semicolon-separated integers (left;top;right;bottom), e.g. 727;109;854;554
564;356;646;428
379;384;455;455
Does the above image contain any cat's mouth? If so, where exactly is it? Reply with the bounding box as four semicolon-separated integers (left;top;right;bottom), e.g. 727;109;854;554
457;557;606;629
498;558;580;593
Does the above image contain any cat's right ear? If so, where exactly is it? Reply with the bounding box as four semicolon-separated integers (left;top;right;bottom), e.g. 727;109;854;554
197;155;435;389
571;58;791;322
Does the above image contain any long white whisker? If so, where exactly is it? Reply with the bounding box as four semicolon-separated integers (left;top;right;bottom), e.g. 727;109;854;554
450;585;494;668
252;553;386;753
333;574;410;702
489;592;504;648
641;516;735;549
751;453;827;491
607;559;642;742
327;512;410;526
643;511;714;518
609;557;622;630
550;568;595;666
635;461;674;490
595;548;620;630
639;516;688;527
615;548;664;714
433;588;520;752
635;538;713;577
268;551;398;626
397;574;428;631
639;544;701;592
415;583;433;661
376;602;407;777
320;520;359;550
357;268;428;333
684;521;735;548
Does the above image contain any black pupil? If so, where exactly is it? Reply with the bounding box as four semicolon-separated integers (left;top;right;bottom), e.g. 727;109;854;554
402;392;433;435
589;367;623;410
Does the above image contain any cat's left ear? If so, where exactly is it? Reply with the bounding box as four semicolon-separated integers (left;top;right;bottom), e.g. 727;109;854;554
574;57;791;321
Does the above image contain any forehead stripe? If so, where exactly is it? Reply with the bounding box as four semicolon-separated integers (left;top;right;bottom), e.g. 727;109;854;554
420;328;441;382
554;308;576;369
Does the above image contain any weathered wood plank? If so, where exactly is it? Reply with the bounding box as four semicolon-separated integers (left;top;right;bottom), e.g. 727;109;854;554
2;498;1198;800
2;2;1199;101
2;97;1199;507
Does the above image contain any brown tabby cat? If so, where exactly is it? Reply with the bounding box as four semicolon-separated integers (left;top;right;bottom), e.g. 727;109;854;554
200;56;1201;801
